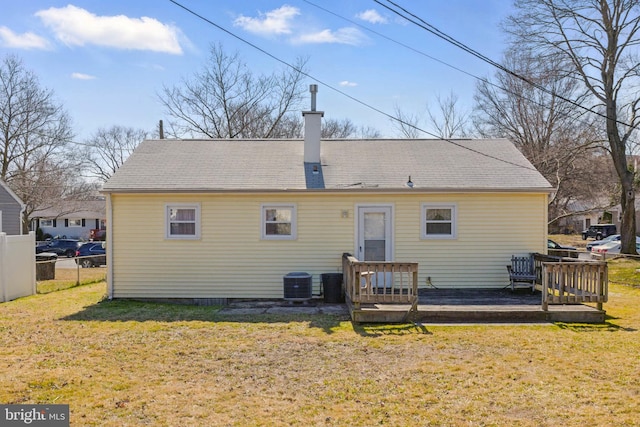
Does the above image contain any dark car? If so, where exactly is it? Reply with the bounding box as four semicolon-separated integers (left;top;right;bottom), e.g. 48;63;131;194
75;242;106;268
35;239;82;257
547;239;576;250
582;224;617;240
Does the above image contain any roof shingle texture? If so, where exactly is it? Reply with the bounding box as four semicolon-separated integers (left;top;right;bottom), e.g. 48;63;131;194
103;138;552;192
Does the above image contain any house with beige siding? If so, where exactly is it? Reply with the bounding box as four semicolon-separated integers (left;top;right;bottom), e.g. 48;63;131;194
0;179;24;235
102;96;553;302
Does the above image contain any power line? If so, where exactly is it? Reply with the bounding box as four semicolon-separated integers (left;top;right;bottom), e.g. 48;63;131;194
374;0;636;130
166;0;539;171
302;0;600;139
301;0;485;86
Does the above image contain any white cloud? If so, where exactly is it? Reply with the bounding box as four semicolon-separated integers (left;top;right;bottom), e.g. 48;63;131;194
0;26;50;49
339;81;358;87
35;5;183;54
356;9;387;24
234;5;299;36
293;28;365;45
71;72;96;80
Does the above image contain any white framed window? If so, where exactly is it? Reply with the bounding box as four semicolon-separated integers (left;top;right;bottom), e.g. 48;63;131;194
421;203;457;239
261;204;296;240
39;219;53;227
68;219;82;227
165;203;201;239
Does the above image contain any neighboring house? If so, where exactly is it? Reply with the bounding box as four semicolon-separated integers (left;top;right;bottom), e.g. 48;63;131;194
102;97;553;301
0;179;25;235
31;200;106;240
552;200;604;234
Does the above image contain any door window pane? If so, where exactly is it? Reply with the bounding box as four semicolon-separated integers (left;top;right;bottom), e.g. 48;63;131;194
364;239;386;261
364;212;385;239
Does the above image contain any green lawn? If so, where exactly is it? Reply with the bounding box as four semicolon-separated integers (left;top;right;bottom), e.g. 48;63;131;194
2;263;640;426
37;267;107;294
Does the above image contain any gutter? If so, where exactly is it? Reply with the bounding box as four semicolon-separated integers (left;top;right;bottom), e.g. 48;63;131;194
100;186;556;195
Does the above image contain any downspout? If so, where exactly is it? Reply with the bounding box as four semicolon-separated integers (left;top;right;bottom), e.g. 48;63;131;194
106;194;114;299
19;201;26;235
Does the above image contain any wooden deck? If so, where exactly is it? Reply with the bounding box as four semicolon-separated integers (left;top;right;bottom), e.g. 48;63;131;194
348;288;606;324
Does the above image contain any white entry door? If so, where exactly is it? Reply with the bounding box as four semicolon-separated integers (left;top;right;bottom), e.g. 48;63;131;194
357;206;393;288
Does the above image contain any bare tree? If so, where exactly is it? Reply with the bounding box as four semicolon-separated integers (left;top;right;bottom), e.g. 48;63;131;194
473;47;617;229
0;55;77;232
159;43;309;139
321;118;356;139
507;0;640;253
321;119;381;138
83;126;148;182
391;105;423;138
426;92;472;138
12;157;99;233
392;92;471;139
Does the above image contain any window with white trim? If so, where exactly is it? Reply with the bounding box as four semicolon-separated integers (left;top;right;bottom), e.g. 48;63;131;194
421;203;457;239
39;219;53;227
261;204;296;240
166;204;200;239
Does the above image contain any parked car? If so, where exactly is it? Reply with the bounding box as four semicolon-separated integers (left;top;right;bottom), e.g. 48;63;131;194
586;234;620;251
75;242;106;268
591;237;640;258
547;239;576;250
35;239;82;257
89;228;106;241
582;224;617;240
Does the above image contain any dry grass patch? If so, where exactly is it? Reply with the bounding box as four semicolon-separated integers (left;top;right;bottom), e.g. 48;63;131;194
608;258;640;288
2;271;640;426
37;267;106;294
548;233;589;249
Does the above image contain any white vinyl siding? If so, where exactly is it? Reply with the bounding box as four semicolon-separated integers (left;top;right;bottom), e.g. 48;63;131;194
109;192;548;298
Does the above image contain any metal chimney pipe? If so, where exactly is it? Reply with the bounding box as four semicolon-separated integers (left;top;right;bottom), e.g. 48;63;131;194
310;84;318;111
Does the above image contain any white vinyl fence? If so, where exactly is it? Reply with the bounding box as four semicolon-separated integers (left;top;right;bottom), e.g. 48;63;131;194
0;231;36;302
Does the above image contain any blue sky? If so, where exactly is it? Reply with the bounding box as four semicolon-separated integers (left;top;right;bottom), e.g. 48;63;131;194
0;1;513;140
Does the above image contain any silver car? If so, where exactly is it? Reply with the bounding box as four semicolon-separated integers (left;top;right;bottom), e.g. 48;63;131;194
586;234;620;251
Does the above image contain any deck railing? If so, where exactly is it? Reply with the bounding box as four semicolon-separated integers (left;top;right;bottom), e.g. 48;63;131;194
533;254;608;311
342;253;418;308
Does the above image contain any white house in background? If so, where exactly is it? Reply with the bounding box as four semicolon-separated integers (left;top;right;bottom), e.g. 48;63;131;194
31;200;106;240
102;87;554;302
0;180;25;235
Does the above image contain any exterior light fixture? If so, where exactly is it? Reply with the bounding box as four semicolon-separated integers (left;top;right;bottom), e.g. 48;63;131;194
406;176;414;188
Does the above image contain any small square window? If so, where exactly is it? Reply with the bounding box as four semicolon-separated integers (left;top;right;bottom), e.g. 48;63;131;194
166;204;200;239
422;204;457;239
262;204;296;240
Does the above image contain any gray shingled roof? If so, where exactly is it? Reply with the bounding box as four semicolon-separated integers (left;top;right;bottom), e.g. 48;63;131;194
31;200;106;218
102;138;553;192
